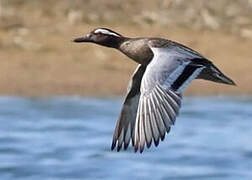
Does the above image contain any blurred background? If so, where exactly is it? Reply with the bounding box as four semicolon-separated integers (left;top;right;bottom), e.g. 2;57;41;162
0;1;252;180
0;0;251;96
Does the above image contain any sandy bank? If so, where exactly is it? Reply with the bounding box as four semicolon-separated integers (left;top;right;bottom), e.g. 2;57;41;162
0;24;250;96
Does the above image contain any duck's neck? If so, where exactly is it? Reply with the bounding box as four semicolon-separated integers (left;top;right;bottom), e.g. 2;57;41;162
113;37;129;49
99;36;128;49
118;38;153;65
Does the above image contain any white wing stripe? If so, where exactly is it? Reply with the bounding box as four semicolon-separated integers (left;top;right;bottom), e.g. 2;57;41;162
177;66;205;92
163;61;190;89
134;101;141;149
139;100;145;151
144;98;152;147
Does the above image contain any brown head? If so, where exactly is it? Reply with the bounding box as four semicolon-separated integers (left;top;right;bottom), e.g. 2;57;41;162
73;28;124;48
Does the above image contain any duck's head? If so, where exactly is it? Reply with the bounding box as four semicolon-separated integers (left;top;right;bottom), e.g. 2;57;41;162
73;28;123;48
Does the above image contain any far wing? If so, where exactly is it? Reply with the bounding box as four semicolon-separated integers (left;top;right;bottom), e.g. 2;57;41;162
111;65;146;151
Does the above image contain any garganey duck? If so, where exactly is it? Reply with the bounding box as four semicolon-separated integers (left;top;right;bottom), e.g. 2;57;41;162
74;28;235;153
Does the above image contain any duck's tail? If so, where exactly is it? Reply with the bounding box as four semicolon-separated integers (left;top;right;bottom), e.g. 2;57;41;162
198;63;236;86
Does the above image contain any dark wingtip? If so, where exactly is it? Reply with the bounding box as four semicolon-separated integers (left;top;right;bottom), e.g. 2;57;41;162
146;140;152;149
161;134;165;141
139;143;145;153
111;140;116;151
116;145;122;152
134;138;139;152
117;144;122;152
131;138;135;147
124;142;130;150
166;127;171;134
134;148;138;153
134;145;138;153
154;139;160;147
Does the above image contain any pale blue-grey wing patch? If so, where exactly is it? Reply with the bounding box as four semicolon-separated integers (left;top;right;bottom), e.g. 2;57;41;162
133;45;206;152
144;47;204;93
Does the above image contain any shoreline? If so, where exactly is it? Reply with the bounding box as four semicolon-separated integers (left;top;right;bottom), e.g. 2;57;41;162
0;25;250;97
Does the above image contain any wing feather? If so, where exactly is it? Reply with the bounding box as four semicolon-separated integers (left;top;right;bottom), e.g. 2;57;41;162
111;65;146;151
123;123;131;150
139;99;146;153
112;43;206;152
144;98;152;148
152;89;167;139
132;45;206;152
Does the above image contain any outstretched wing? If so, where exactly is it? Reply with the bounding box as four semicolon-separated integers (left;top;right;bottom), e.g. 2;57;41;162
134;45;205;152
111;65;146;151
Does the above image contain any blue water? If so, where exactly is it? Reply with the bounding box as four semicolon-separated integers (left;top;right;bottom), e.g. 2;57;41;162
0;96;251;180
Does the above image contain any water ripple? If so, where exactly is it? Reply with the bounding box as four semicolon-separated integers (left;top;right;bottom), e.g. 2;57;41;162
0;96;251;180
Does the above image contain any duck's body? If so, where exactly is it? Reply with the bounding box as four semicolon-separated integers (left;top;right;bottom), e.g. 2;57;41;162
74;28;235;153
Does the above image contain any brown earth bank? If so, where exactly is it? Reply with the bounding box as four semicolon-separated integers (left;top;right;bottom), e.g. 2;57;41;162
0;0;251;97
0;23;251;97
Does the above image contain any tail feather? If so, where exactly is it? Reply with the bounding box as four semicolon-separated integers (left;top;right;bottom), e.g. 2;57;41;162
198;63;236;86
213;72;236;85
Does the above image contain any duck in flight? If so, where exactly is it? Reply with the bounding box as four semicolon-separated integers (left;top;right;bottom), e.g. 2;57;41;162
73;28;235;153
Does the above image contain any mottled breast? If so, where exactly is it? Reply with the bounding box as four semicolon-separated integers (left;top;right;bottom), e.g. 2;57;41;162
119;38;153;65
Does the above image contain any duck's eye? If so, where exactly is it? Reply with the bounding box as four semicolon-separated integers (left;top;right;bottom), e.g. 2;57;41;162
95;32;103;36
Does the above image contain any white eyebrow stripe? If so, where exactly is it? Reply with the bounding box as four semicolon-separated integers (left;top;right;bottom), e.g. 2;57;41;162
94;29;120;37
